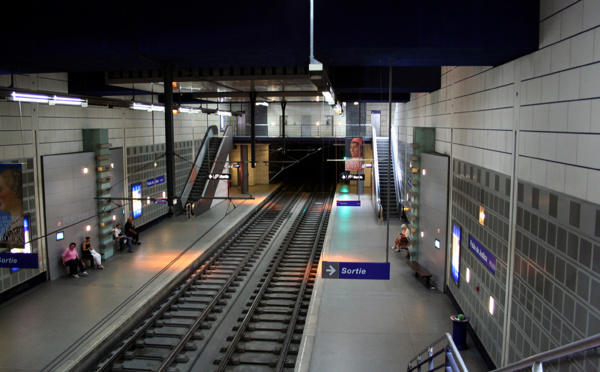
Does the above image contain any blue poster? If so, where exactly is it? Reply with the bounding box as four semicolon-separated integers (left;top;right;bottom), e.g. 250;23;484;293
0;163;25;250
468;235;496;275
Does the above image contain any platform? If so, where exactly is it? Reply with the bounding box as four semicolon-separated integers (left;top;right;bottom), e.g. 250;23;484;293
0;184;489;372
0;185;280;372
295;185;490;371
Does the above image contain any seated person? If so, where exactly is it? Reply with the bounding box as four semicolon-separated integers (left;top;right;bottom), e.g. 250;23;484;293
81;236;104;269
124;217;140;245
391;224;411;252
62;242;88;278
114;223;133;252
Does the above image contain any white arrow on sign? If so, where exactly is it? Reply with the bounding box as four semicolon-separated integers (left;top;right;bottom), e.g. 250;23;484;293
326;265;336;276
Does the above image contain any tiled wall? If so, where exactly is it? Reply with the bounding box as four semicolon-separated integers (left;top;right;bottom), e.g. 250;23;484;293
450;160;511;365
513;181;600;370
394;0;600;367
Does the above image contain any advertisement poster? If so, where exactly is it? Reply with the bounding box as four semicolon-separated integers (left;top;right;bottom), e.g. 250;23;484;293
0;163;24;251
345;137;363;171
451;222;461;286
132;183;142;219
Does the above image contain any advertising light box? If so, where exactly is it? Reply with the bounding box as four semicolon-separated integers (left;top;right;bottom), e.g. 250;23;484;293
132;183;142;219
451;222;461;286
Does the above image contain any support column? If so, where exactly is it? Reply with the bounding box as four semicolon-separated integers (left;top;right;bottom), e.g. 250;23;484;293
163;62;176;215
249;92;257;168
281;99;287;155
82;129;114;259
241;145;249;194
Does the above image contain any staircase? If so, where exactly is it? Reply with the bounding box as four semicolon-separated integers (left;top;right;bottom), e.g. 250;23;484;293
187;137;223;204
376;138;398;220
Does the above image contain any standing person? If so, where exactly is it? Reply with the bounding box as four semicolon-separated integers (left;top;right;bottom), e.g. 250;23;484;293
82;236;104;269
391;224;411;252
124;217;141;245
0;166;24;251
62;242;88;278
114;223;133;252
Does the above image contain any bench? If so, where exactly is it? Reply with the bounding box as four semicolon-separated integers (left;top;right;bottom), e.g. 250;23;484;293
407;261;432;287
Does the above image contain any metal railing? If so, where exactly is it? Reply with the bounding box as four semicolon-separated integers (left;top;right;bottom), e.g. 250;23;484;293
371;130;383;219
491;333;600;372
407;333;468;372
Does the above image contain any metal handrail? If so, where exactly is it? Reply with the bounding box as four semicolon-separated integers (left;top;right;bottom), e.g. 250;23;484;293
491;333;600;372
390;128;402;215
371;129;382;218
407;333;468;372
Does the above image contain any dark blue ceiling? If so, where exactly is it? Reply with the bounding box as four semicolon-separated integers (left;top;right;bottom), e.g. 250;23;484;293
0;1;539;101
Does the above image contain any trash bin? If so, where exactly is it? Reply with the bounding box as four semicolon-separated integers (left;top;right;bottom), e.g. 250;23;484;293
450;314;470;350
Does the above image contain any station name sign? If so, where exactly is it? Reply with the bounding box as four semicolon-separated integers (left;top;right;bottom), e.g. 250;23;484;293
208;173;231;180
147;175;165;187
322;261;390;280
468;235;496;274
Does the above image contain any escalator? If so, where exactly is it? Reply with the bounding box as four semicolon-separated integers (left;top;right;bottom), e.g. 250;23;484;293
376;137;399;220
180;125;234;216
187;137;222;203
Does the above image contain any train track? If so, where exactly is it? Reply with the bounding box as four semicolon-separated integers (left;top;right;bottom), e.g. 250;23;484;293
94;187;332;372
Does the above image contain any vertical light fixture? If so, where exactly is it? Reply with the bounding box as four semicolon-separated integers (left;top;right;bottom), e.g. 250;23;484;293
489;297;495;315
479;206;486;225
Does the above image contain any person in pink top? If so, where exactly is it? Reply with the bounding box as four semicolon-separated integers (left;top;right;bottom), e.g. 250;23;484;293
61;242;88;278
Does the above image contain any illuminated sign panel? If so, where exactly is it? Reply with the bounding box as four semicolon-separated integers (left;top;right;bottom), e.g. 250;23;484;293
208;173;231;180
451;222;461;286
132;183;142;219
340;174;365;181
468;234;496;275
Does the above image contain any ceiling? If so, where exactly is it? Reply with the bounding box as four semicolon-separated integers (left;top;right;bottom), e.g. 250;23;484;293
0;1;539;106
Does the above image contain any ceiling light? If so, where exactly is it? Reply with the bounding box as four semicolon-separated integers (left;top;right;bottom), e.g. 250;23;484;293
216;110;232;117
50;95;88;107
322;91;335;105
256;102;269;106
131;103;165;112
10;92;50;103
179;107;202;114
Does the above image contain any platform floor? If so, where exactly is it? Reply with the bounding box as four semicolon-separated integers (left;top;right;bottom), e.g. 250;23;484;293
295;185;490;372
0;184;490;372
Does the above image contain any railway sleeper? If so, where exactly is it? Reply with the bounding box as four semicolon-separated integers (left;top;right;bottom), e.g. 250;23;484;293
240;330;286;342
241;313;291;322
246;307;293;315
236;353;290;366
255;299;295;307
262;293;298;301
246;323;289;332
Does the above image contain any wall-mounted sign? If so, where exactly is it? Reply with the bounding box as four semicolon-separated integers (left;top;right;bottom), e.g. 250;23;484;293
208;173;231;180
0;253;39;268
146;175;165;187
468;234;496;275
322;261;389;280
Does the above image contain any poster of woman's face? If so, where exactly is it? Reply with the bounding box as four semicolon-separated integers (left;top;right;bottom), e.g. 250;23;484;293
0;164;24;251
345;137;363;171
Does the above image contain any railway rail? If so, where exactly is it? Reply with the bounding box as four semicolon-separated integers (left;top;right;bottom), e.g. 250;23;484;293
94;186;332;372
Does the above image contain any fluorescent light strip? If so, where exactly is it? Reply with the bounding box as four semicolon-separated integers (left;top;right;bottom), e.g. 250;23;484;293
50;95;88;107
216;110;232;116
131;102;165;112
179;107;202;114
10;91;50;103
